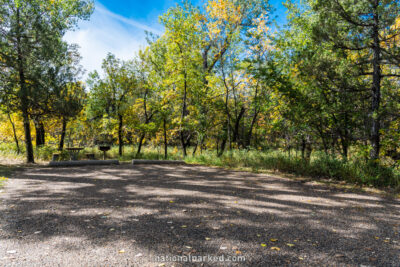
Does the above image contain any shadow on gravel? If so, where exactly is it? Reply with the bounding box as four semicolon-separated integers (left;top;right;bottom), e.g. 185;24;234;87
0;164;399;266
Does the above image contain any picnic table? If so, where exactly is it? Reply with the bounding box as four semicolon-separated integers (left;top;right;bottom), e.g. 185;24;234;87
65;147;84;161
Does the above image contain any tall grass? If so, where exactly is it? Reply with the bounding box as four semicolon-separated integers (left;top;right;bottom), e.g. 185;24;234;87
0;143;399;189
186;150;400;189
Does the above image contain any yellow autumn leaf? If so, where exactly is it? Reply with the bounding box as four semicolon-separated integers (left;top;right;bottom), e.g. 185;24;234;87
270;247;280;251
261;243;267;247
287;243;295;247
118;249;125;253
270;238;278;242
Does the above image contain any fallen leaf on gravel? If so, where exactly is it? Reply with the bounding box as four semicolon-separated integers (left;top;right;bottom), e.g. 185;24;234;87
270;238;278;242
220;246;227;250
257;234;261;237
135;253;143;257
17;230;22;233
109;228;115;231
261;243;267;247
374;236;380;240
205;237;211;241
270;247;280;251
235;250;241;254
286;243;295;247
118;250;125;253
7;250;17;254
185;246;192;249
298;257;304;260
158;264;165;267
34;231;41;234
169;201;174;203
181;225;187;228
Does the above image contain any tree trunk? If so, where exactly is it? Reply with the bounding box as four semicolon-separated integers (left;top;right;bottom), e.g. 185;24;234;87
136;133;145;156
232;107;245;144
163;117;168;159
301;138;306;160
246;111;259;148
35;122;41;146
7;112;20;154
370;8;381;161
58;117;67;151
180;74;188;157
192;142;198;156
218;137;227;157
118;115;123;156
22;110;34;163
305;143;312;162
34;119;45;147
40;122;45;145
16;7;34;163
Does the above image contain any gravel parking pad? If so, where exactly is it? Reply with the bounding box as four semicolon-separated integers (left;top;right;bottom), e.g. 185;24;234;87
0;164;399;266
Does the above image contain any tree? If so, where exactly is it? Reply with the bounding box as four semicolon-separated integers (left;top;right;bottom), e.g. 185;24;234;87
55;82;86;151
308;0;400;160
142;35;172;159
161;2;203;156
0;0;93;162
87;54;136;156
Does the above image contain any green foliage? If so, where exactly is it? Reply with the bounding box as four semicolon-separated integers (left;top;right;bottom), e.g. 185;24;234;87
0;0;94;162
187;150;400;189
1;0;399;191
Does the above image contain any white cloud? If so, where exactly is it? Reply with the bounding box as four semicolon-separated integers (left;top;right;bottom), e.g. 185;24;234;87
64;3;163;79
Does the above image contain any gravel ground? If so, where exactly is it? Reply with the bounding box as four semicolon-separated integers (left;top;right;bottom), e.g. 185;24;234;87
0;164;399;267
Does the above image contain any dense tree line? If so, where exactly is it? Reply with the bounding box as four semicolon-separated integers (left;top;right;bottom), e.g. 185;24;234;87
1;0;399;168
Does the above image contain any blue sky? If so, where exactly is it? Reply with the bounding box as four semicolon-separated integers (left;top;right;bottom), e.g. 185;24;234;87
64;0;291;77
